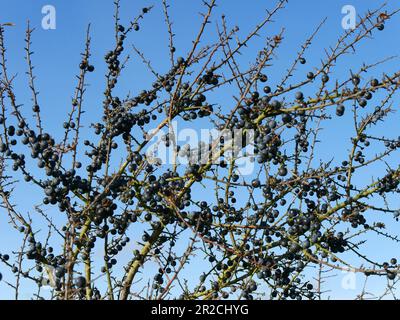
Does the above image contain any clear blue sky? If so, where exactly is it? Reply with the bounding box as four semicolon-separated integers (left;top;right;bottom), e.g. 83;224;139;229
0;0;399;299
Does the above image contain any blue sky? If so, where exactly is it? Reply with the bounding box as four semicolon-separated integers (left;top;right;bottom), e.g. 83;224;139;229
0;0;399;299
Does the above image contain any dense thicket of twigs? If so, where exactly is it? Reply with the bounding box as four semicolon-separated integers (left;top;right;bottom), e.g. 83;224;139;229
0;0;400;300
